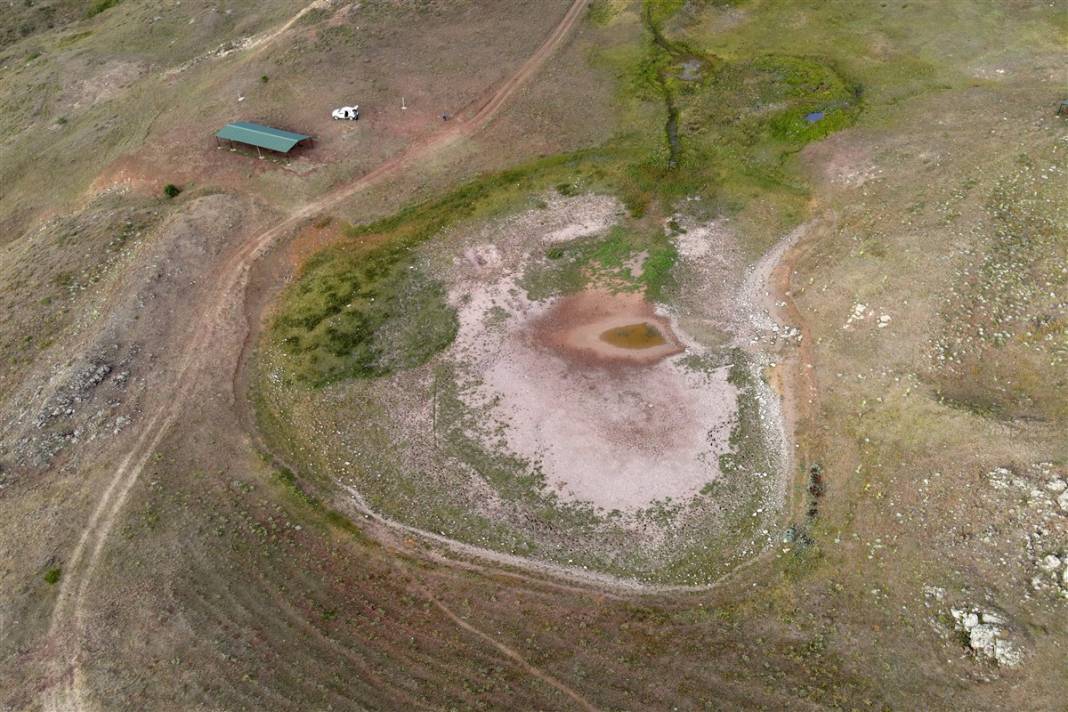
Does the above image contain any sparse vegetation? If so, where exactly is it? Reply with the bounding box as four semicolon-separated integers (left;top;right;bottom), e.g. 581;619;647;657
3;0;1066;709
523;225;678;300
86;0;121;18
272;240;457;386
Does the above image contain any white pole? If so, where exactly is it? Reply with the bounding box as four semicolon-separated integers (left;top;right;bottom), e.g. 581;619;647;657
401;96;407;111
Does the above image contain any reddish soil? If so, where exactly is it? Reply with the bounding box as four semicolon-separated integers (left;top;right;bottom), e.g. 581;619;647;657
533;289;684;368
767;216;827;519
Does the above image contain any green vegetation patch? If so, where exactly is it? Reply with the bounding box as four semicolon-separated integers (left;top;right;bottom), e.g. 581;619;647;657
597;3;862;244
586;0;623;27
740;55;861;143
273;240;457;387
522;225;678;300
675;52;861;198
86;0;122;18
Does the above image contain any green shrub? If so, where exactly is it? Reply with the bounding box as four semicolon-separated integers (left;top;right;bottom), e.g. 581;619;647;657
163;184;181;199
587;0;617;26
44;567;61;585
86;0;121;18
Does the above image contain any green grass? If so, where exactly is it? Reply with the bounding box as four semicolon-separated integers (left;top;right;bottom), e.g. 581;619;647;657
274;466;319;508
522;225;679;300
86;0;122;18
586;0;620;27
272;239;458;387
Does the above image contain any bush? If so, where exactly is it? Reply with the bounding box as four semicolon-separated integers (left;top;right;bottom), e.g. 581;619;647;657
86;0;121;18
44;567;61;585
163;184;181;199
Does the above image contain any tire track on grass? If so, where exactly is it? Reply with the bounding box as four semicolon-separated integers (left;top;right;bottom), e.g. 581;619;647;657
420;587;601;712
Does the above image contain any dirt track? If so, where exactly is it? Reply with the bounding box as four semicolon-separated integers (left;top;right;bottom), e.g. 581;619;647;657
41;2;590;709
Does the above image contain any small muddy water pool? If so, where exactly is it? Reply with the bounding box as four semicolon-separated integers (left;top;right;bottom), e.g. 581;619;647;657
599;322;667;350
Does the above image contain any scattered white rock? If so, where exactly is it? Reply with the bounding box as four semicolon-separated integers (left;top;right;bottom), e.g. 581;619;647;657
1038;554;1061;572
1030;549;1068;598
951;606;1023;668
923;584;946;604
843;302;871;329
987;466;1012;489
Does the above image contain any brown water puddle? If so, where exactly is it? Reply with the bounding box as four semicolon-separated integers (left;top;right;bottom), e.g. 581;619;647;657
533;290;683;367
599;322;667;349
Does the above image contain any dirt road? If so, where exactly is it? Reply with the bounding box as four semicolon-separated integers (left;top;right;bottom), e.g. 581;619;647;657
42;2;589;710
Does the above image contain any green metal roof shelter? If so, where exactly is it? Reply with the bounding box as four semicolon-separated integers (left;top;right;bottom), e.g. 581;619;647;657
216;121;310;153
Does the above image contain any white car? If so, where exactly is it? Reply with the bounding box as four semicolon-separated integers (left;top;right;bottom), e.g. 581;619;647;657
331;105;359;120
